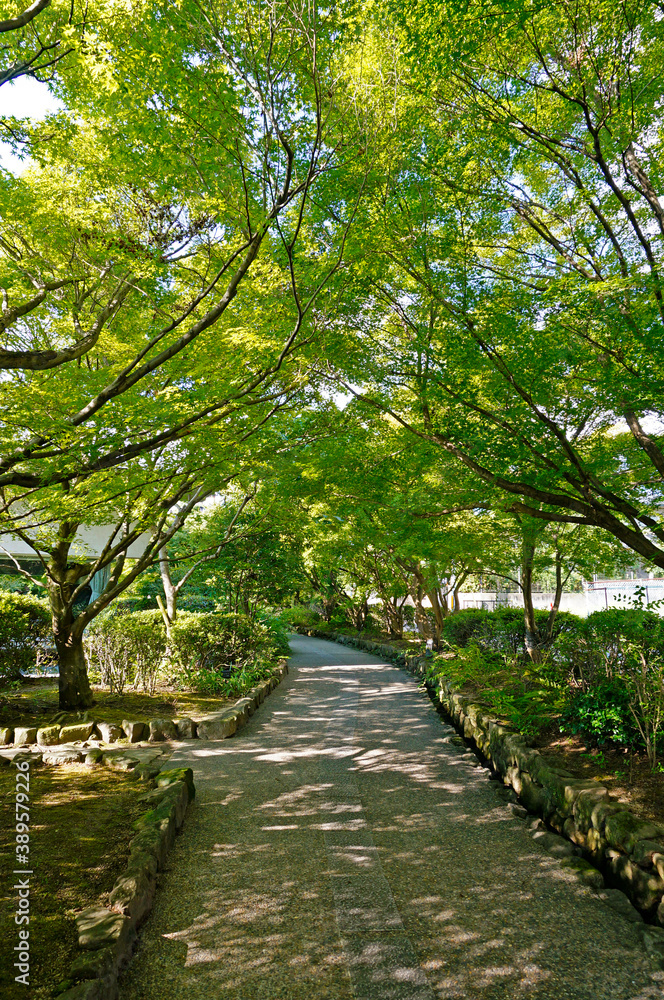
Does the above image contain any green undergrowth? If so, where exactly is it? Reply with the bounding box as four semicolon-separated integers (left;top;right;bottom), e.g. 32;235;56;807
427;643;567;739
178;653;282;698
0;763;143;1000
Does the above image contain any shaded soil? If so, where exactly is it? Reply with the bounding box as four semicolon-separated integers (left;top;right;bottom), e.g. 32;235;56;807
532;729;664;829
0;762;144;1000
0;679;234;733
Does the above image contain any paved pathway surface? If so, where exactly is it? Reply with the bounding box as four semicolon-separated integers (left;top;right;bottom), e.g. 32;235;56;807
119;636;664;1000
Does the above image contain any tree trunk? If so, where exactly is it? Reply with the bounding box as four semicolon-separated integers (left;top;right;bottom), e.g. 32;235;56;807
427;586;447;648
350;595;369;631
408;566;432;639
158;545;177;630
521;528;542;661
382;597;404;638
56;629;94;709
545;550;564;643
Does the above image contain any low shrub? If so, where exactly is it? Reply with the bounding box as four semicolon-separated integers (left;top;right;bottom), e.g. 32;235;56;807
441;606;582;656
553;608;664;764
434;604;664;763
169;609;285;695
561;678;636;747
86;606;287;699
0;591;51;685
254;611;292;657
183;655;278;697
440;609;490;647
280;606;325;629
85;610;166;695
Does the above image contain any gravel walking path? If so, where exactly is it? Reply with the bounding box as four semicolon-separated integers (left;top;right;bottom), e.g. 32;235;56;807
119;635;664;999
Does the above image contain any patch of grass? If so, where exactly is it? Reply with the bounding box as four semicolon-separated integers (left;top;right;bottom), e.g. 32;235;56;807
0;762;144;1000
0;679;235;732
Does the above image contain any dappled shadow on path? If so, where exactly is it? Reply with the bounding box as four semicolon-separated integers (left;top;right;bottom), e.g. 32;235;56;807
119;639;664;1000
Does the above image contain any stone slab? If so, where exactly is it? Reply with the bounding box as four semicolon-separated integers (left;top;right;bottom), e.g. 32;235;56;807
60;722;96;743
123;721;148;743
14;726;37;745
197;711;238;741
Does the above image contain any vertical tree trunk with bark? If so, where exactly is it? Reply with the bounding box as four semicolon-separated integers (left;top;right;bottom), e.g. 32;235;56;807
382;596;404;638
545;545;564;644
520;524;542;661
349;594;370;631
427;586;448;648
54;629;94;709
157;545;177;636
47;520;96;708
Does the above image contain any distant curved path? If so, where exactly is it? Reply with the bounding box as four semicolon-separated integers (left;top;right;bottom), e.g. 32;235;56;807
119;635;663;999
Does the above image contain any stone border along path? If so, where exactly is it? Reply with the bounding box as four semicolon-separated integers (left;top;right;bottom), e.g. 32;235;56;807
117;634;664;999
0;662;288;1000
57;766;195;1000
0;659;288;754
314;630;664;941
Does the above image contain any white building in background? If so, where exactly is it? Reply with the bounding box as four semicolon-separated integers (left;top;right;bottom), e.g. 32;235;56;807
456;579;664;617
0;524;151;563
0;523;152;605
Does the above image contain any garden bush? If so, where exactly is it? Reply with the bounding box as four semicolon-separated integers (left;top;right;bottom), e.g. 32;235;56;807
428;640;567;738
441;606;581;655
254;611;291;657
439;608;489;647
0;591;51;685
561;677;636;747
280;606;325;630
85;609;166;695
553;608;664;764
85;606;287;698
169;609;286;695
434;604;664;763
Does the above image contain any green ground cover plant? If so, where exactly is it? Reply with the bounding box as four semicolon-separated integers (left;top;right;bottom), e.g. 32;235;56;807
428;606;664;766
428;643;568;740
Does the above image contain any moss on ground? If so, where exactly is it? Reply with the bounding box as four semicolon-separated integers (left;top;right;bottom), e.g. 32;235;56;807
0;762;145;1000
0;680;234;733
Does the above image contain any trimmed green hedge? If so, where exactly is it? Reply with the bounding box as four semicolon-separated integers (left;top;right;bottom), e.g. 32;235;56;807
0;591;51;685
440;606;580;655
86;606;289;698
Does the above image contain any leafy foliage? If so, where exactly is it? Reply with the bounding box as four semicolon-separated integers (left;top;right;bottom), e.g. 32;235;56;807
0;591;51;686
169;609;288;696
429;605;664;764
561;679;636;748
0;591;51;685
86;609;166;695
441;607;581;656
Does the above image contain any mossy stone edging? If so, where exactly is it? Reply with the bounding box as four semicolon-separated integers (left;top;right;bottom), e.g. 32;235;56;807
3;660;289;751
51;660;288;996
302;627;664;931
56;767;196;1000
